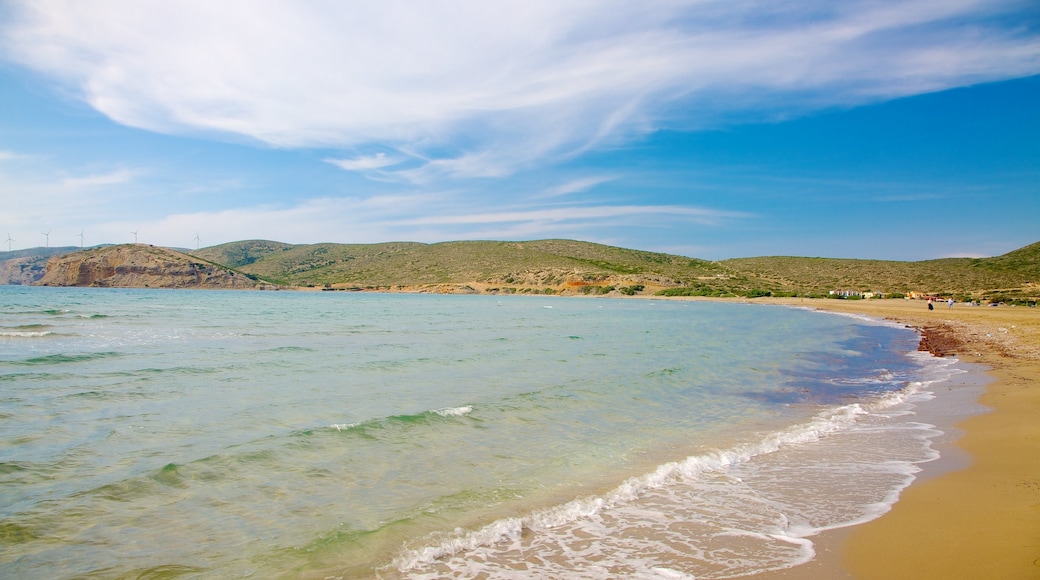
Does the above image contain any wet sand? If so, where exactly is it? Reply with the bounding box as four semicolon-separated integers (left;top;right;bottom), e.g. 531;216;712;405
750;298;1040;579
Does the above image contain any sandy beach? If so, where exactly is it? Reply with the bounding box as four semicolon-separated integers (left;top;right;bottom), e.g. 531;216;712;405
745;298;1040;579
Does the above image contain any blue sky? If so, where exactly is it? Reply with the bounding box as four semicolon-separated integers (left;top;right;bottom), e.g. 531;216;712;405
0;1;1037;261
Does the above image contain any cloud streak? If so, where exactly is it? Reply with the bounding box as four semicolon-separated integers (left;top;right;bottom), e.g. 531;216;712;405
59;168;141;188
3;0;1037;181
0;150;27;161
395;205;748;227
324;153;403;172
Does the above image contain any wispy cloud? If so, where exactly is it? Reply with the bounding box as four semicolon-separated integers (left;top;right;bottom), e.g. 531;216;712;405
538;176;616;199
0;150;26;161
395;205;750;227
324;153;403;172
3;0;1037;181
59;168;140;188
0;166;145;234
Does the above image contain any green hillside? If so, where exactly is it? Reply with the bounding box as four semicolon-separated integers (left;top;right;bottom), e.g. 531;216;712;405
720;242;1039;302
191;239;297;268
186;238;1038;303
5;238;1037;303
193;239;723;288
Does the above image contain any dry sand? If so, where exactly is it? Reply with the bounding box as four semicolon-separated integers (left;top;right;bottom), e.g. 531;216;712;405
745;298;1040;579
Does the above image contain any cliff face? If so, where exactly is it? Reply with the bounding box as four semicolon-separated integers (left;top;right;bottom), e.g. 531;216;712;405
0;255;49;285
35;245;258;289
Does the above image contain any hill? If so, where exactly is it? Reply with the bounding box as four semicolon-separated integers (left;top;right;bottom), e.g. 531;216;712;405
194;239;723;293
719;241;1040;303
3;239;1037;303
193;238;1037;303
190;239;297;268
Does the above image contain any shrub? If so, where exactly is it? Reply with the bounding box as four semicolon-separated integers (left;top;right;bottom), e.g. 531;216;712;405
655;287;719;297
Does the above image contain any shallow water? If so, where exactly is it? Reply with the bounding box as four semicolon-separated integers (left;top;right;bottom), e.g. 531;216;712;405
0;287;961;578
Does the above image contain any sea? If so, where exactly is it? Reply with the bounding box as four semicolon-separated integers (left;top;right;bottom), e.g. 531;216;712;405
0;286;984;579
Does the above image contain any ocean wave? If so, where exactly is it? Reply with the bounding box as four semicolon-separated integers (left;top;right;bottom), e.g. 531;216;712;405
389;385;935;574
0;324;53;338
0;330;53;338
433;406;473;417
325;405;477;436
7;351;122;366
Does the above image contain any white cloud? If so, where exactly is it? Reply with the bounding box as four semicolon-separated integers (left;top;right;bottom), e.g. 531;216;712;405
395;205;749;227
324;153;403;172
539;176;616;199
2;0;1037;181
59;168;140;188
0;166;143;228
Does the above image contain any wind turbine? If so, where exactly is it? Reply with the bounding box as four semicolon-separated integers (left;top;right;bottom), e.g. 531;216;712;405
4;233;13;252
132;229;139;243
78;230;85;248
194;231;200;251
42;230;51;248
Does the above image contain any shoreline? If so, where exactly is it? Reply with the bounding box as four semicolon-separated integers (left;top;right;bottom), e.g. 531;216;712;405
736;298;1040;579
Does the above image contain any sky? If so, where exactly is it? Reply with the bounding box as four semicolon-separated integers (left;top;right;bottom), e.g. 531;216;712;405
0;1;1038;261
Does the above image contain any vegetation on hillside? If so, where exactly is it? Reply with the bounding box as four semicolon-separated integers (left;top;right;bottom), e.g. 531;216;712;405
717;241;1039;304
186;238;1038;303
3;238;1037;304
192;239;723;289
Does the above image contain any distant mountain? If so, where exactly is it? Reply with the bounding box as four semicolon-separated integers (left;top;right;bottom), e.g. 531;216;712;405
2;239;1037;303
0;246;81;260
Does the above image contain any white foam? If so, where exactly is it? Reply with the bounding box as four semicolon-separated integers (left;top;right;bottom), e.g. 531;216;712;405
391;367;965;577
0;330;52;337
433;406;473;417
649;567;695;579
393;401;880;572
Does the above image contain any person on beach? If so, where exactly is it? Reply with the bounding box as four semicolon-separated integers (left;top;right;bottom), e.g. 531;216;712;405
928;298;934;310
948;298;954;309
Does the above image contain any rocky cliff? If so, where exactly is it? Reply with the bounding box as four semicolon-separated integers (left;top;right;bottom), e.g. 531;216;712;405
0;255;49;285
34;244;259;289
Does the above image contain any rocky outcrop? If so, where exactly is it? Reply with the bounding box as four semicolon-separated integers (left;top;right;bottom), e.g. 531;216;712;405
0;255;49;285
35;245;259;289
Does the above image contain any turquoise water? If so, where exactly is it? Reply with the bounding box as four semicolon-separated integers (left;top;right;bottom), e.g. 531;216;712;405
0;287;958;578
